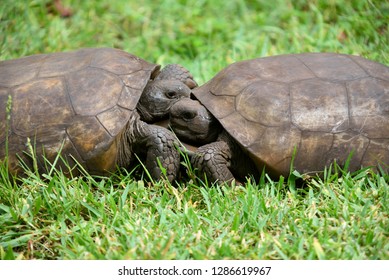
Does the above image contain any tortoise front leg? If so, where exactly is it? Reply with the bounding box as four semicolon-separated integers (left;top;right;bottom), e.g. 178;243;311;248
138;124;180;182
191;140;235;184
190;133;259;184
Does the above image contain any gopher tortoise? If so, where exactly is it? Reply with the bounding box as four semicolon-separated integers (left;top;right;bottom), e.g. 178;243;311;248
170;53;389;183
0;48;197;181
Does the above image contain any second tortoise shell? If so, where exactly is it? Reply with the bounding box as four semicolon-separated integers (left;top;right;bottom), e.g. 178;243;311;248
192;53;389;176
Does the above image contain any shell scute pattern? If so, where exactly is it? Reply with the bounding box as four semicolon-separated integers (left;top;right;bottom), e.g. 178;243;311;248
193;53;389;175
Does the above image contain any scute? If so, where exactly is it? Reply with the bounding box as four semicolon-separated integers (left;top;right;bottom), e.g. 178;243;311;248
11;77;74;135
348;77;389;138
291;78;349;132
236;80;290;126
90;48;156;75
0;53;46;87
67;68;122;116
199;93;235;119
350;55;389;82
363;139;389;169
209;71;254;97
250;54;315;83
67;116;116;163
220;111;266;148
326;132;370;170
294;131;334;173
120;70;154;90
118;86;143;110
38;49;93;77
248;125;301;176
97;106;132;137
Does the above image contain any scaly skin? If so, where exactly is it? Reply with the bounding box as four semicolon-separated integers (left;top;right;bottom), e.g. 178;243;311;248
191;139;234;183
190;131;259;184
142;124;180;182
135;64;194;181
155;64;198;89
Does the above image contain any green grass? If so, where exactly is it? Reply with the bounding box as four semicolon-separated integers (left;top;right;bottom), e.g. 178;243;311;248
1;0;389;259
0;162;388;259
1;0;388;81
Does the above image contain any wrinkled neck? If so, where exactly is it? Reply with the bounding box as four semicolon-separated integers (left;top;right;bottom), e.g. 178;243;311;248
117;112;146;168
136;103;154;123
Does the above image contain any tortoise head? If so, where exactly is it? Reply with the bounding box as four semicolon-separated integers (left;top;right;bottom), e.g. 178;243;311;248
169;98;222;145
137;64;197;122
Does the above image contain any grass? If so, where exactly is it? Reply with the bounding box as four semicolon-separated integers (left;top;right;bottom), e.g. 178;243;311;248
0;0;388;259
0;162;388;259
1;1;388;80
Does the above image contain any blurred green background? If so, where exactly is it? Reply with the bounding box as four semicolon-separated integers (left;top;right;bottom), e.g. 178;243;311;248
1;0;388;84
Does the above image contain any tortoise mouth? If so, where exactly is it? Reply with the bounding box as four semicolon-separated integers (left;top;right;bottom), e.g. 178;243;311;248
170;118;213;145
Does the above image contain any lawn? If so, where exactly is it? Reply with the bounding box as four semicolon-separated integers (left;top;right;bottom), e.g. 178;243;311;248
0;0;388;259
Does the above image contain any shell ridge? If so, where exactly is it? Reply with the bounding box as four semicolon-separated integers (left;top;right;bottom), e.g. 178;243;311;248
344;81;354;134
274;154;293;168
87;65;134;77
0;54;48;87
233;84;248;111
218;109;237;122
96;106;132;137
95;114;114;137
209;90;240;98
35;54;49;80
355;133;370;167
63;75;77;116
348;55;375;79
117;103;135;112
360;139;370;166
287;83;292;126
64;128;85;162
119;69;150;90
290;103;303;131
368;76;389;84
293;54;319;79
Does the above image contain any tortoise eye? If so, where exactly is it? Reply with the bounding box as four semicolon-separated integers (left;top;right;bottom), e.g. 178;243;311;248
165;91;177;99
182;111;196;120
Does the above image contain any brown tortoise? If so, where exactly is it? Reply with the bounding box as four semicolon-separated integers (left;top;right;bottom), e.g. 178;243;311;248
170;53;389;183
0;48;197;181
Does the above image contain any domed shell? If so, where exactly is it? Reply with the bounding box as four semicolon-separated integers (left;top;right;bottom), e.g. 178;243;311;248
193;53;389;176
0;48;160;175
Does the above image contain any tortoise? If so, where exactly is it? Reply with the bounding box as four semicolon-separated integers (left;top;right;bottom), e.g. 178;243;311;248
0;48;197;181
169;53;389;183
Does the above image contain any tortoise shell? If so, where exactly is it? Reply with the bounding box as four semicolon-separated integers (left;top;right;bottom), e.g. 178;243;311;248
192;53;389;176
0;48;160;175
